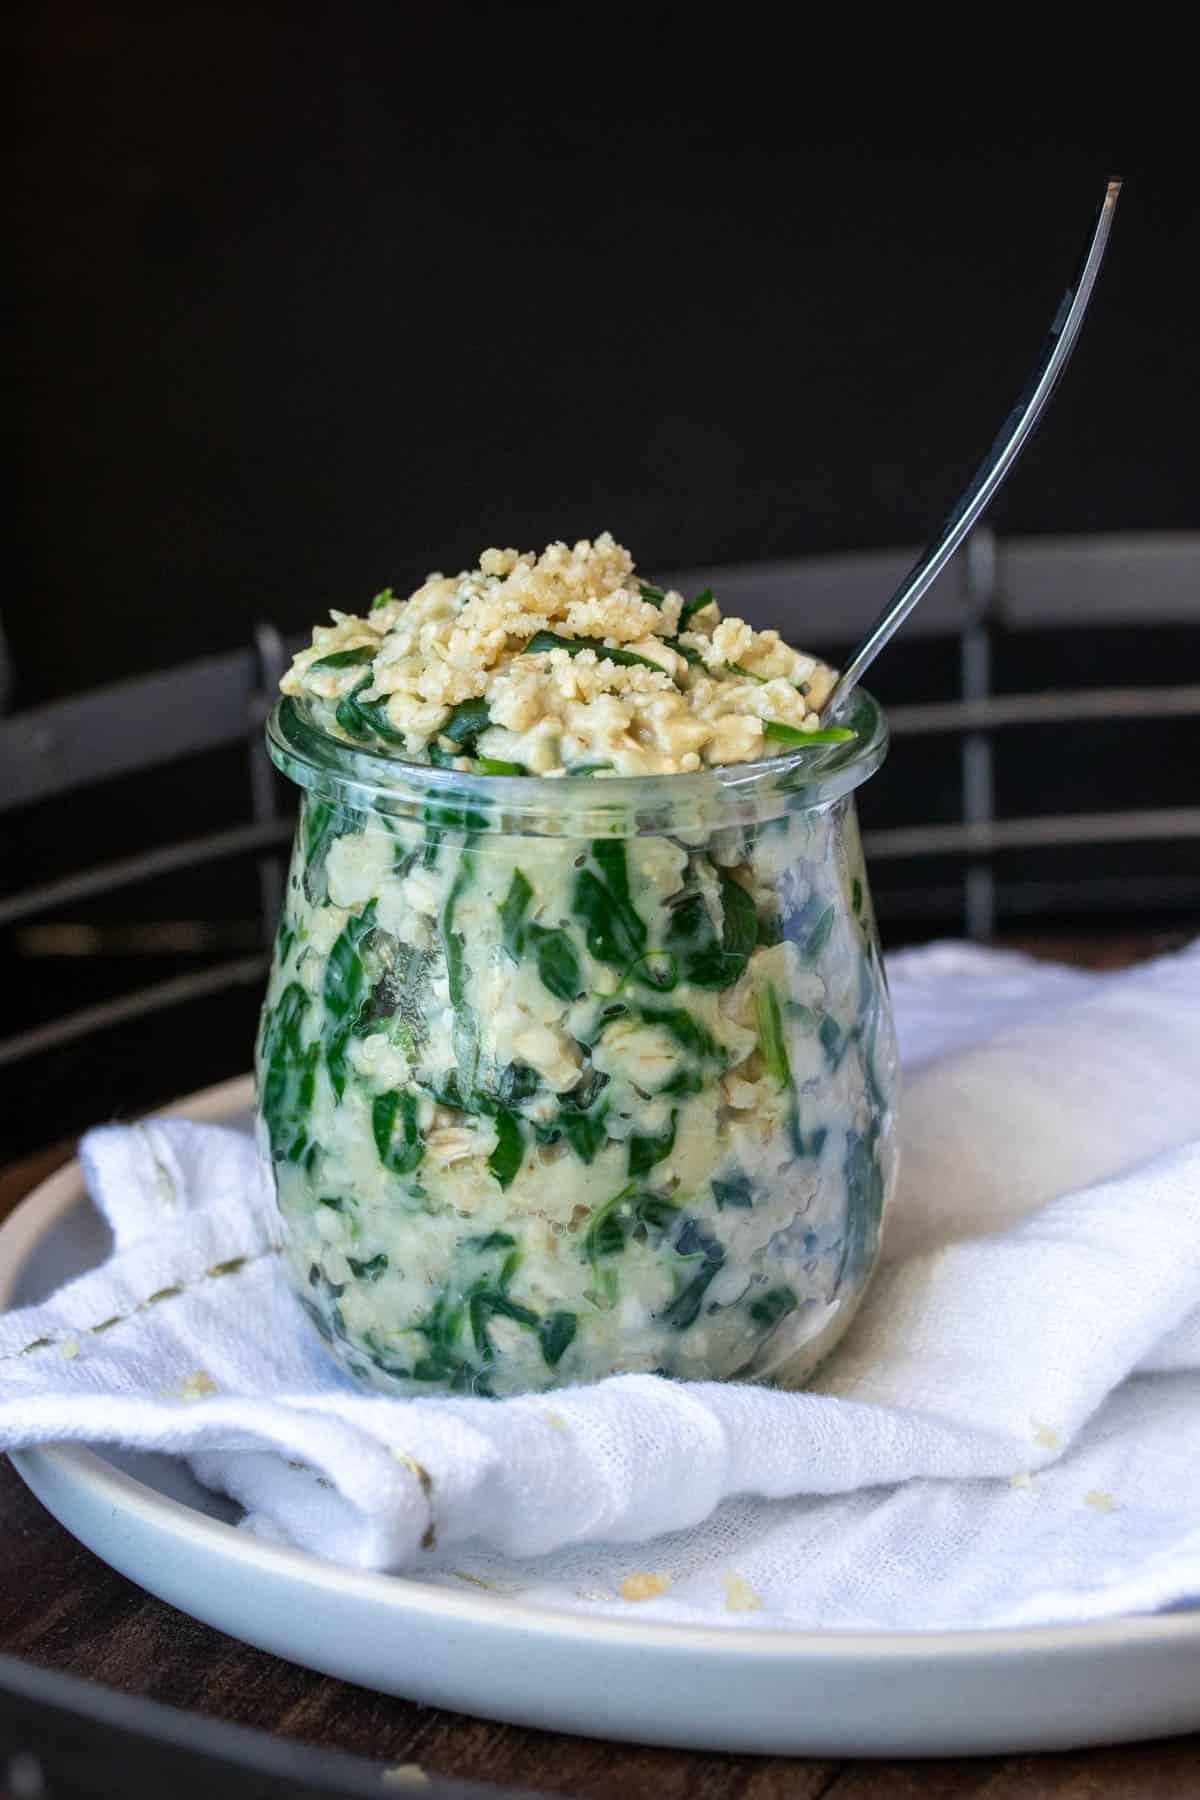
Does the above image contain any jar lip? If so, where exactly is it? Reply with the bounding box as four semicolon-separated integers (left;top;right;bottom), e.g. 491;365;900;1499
266;687;888;835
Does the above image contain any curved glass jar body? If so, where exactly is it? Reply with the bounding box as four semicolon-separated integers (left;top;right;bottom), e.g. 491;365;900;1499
256;693;898;1397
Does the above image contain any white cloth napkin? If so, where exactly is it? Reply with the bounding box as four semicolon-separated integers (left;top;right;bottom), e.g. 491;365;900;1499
2;941;1199;1633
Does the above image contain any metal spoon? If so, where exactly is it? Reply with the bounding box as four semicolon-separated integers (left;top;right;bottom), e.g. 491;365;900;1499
822;177;1122;721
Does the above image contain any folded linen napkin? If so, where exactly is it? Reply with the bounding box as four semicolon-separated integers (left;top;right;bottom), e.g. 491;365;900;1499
2;941;1198;1632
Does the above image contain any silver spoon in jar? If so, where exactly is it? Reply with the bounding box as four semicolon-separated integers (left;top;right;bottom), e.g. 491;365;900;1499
821;177;1122;722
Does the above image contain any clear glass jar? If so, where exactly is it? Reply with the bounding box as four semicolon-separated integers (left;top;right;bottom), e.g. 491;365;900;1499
256;689;897;1397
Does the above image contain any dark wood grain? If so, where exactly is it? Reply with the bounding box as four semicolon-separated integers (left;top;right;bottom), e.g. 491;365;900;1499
2;933;1197;1798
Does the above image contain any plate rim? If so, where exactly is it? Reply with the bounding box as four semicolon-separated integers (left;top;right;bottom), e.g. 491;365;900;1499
3;1072;1198;1667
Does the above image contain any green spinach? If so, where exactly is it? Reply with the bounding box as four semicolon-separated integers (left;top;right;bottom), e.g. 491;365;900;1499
761;720;856;748
663;866;755;990
572;838;648;971
627;1109;678;1178
660;1217;725;1330
538;1311;577;1367
749;1284;797;1327
335;678;407;747
754;982;790;1089
308;645;376;673
440;697;492;751
258;983;320;1163
525;630;665;672
678;587;714;629
487;1106;524;1190
371;1088;424;1176
712;1172;755;1210
323;900;378;1102
347;1252;389;1282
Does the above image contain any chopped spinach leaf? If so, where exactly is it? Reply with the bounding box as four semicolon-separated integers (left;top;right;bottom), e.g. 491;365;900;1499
557;1073;611;1164
561;1105;610;1164
573;862;646;968
585;1186;680;1273
819;1014;848;1070
678;587;715;629
525;629;666;671
440;857;474;1010
712;1172;755;1210
301;797;353;903
592;836;633;906
469;1287;538;1354
663;871;752;990
371;1088;424;1176
258;982;320;1163
786;893;836;961
440;697;492;751
754;982;790;1089
638;1003;720;1061
761;720;856;747
664;637;703;665
718;869;758;963
528;924;582;1001
756;911;783;947
488;1107;524;1189
439;852;480;1095
494;1062;540;1107
625;950;678;993
347;1252;389;1282
308;645;376;673
323;900;378;1102
476;757;528;776
749;1284;797;1327
499;869;533;960
638;581;667;605
837;1129;885;1288
335;678;407;747
499;869;581;1001
538;1310;577;1367
658;1068;704;1097
788;1103;828;1161
411;1290;476;1389
660;1217;724;1330
627;1108;678;1177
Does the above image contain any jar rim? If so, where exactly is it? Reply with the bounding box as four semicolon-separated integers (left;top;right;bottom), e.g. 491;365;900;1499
266;687;888;836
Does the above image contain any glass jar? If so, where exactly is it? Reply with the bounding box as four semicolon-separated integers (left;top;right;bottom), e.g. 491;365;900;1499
256;689;897;1397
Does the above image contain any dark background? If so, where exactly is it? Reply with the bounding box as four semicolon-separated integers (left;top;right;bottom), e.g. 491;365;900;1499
6;7;1198;1152
11;7;1197;702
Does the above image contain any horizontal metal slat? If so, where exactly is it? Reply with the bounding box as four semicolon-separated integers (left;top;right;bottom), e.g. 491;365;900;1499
0;820;294;930
2;533;1196;814
0;954;270;1069
875;874;1200;921
663;531;1200;644
0;636;305;813
887;684;1200;734
0;648;259;812
864;807;1200;859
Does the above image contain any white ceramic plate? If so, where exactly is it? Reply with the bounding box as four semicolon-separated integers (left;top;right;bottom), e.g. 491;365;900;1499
3;1076;1199;1758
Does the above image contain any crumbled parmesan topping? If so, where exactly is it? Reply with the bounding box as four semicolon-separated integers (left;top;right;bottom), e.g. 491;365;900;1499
619;1570;671;1602
281;533;840;776
722;1572;764;1613
177;1369;217;1403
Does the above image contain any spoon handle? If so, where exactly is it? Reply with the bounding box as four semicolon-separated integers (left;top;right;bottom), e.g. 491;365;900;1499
824;178;1122;719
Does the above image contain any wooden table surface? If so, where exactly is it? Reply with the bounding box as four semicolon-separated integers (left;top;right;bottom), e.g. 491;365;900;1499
2;932;1197;1799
